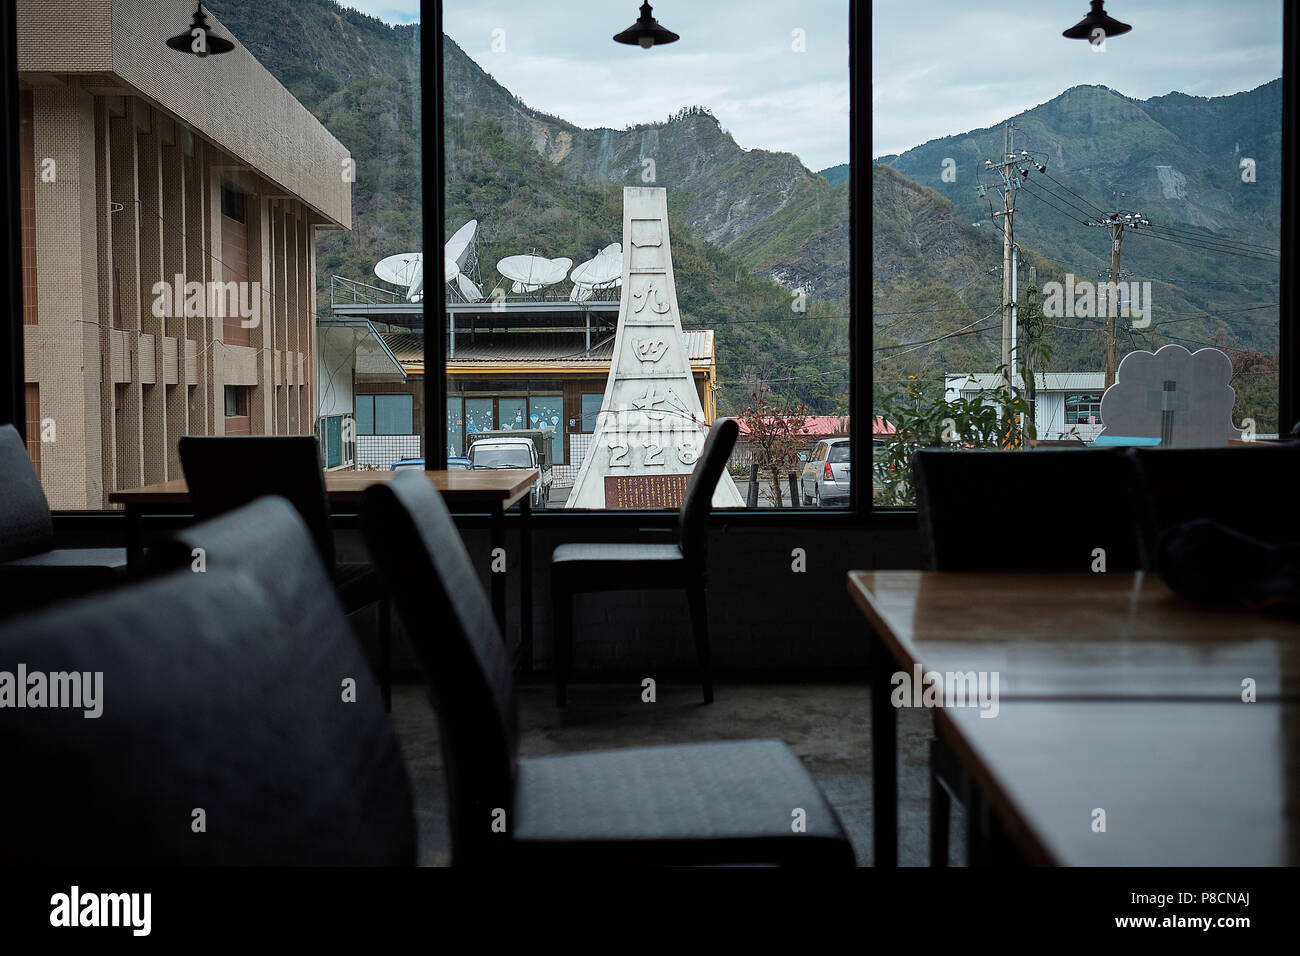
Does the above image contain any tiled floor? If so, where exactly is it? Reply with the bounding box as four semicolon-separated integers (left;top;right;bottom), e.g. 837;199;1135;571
388;679;967;866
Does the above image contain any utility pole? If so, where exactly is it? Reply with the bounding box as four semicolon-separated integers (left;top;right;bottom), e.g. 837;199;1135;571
978;125;1047;390
1085;210;1149;387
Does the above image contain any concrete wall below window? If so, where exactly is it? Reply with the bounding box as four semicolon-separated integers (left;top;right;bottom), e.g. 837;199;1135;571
337;522;924;676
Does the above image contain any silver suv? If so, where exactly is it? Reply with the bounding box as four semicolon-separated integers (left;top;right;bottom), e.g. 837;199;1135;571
800;437;851;507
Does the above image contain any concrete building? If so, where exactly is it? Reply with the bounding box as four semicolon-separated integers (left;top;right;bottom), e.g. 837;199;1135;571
17;0;350;508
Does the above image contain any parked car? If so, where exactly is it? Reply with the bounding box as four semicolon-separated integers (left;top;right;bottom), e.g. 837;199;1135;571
390;457;472;471
466;430;554;509
800;437;851;507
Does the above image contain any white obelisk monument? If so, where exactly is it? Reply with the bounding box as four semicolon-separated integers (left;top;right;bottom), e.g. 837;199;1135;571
566;187;744;509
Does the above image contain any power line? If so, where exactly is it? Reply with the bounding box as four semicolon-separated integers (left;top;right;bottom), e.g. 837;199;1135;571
1131;227;1281;262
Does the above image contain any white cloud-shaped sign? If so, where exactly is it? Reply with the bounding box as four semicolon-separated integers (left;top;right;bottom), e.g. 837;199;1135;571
1098;344;1241;446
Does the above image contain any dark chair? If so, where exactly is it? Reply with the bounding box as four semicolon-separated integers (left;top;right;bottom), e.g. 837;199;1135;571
912;447;1147;866
360;470;854;866
177;435;394;708
1127;443;1300;562
550;417;740;705
913;446;1147;572
0;423;127;616
0;496;414;865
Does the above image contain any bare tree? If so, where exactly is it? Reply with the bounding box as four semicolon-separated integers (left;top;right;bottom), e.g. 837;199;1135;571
738;387;809;507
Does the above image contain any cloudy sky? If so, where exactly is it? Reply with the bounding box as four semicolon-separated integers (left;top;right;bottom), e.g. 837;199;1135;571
873;0;1283;158
340;0;851;173
335;0;1282;168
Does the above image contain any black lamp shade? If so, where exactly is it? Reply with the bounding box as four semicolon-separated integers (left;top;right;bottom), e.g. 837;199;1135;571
1063;1;1131;40
166;4;235;57
614;2;680;49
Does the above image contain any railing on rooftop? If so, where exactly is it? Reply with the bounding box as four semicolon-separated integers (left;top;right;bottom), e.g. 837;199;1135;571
331;275;407;308
330;273;622;310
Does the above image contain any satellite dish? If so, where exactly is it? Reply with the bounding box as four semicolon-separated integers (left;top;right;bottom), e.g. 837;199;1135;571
445;219;478;269
375;252;422;288
456;273;483;302
570;243;623;287
498;255;572;288
406;258;424;302
444;256;459;283
511;280;544;294
570;283;594;302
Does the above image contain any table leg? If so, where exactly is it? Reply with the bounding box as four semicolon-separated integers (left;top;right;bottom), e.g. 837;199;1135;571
125;505;145;574
519;493;533;672
870;633;898;866
491;501;506;637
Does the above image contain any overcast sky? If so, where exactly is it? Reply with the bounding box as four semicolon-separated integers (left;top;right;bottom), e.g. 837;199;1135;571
340;0;852;172
872;0;1283;157
335;0;1282;168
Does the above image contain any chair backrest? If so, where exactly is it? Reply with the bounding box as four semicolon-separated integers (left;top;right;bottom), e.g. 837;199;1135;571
0;497;414;865
913;447;1146;571
1128;443;1300;558
677;417;740;565
178;435;336;568
0;423;54;562
359;471;518;865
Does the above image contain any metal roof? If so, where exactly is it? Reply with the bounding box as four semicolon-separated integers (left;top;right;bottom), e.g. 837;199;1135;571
947;371;1107;392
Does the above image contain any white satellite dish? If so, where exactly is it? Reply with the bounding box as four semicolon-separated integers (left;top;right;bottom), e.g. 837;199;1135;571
445;219;478;269
570;283;594;302
456;273;483;302
570;243;623;287
498;255;572;289
407;258;424;302
511;280;543;294
375;252;422;288
444;256;459;283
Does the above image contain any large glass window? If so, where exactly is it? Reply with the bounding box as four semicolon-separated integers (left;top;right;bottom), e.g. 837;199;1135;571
872;0;1282;505
13;2;418;502
443;1;850;509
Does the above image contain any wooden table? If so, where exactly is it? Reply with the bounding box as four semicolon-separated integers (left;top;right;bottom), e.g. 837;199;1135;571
110;469;539;667
937;700;1300;865
847;570;1300;865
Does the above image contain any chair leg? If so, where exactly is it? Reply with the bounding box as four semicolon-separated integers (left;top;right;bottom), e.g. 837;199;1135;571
687;583;713;704
379;598;392;713
552;578;571;707
928;738;950;866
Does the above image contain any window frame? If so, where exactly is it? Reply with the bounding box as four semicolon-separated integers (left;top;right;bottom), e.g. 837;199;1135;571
0;2;1293;529
421;0;886;526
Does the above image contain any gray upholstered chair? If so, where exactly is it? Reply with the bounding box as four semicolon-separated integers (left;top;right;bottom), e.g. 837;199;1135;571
0;423;127;616
178;435;393;709
550;417;739;705
0;496;414;865
360;470;854;866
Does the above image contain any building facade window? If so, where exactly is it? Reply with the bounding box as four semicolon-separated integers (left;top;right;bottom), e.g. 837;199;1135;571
224;385;249;418
1064;393;1103;427
580;393;602;432
356;394;415;435
24;383;40;476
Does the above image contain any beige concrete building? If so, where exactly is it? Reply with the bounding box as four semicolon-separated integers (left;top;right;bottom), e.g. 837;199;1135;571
17;0;351;508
